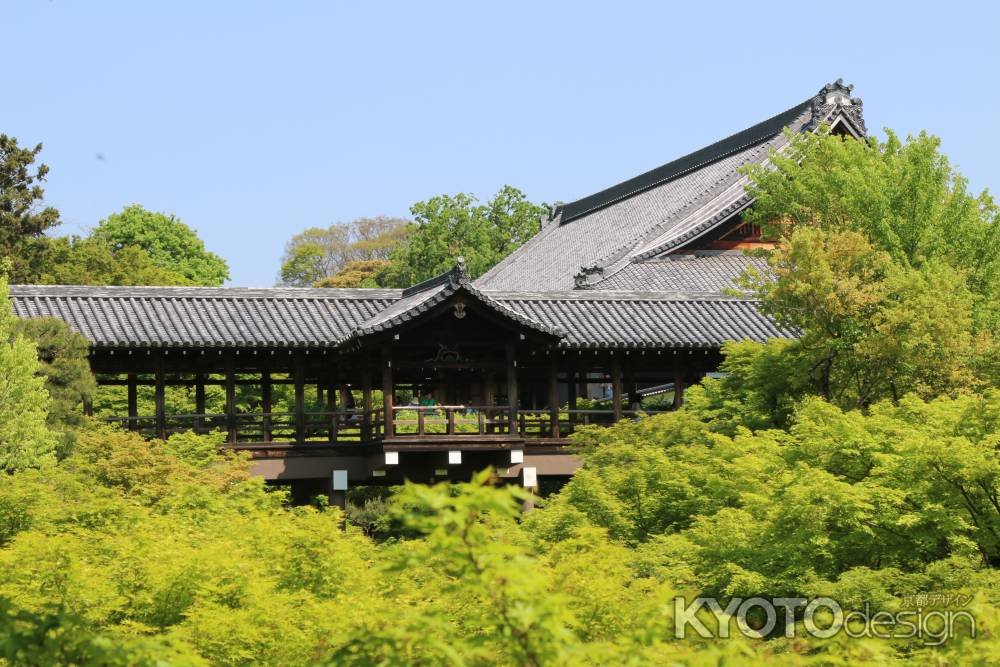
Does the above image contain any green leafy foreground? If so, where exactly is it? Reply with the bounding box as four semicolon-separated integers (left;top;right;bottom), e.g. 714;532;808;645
0;391;998;665
2;129;999;664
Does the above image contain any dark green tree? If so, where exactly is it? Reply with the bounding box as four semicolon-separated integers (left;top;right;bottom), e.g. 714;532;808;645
0;135;60;283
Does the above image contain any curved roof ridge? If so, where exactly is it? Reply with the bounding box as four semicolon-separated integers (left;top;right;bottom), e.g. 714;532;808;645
556;97;814;223
574;138;776;287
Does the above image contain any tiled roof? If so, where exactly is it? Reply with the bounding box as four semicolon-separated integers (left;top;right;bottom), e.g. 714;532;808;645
10;285;400;349
557;98;813;223
9;284;790;350
7;82;863;353
336;261;563;345
592;254;769;292
494;292;793;348
475;80;865;292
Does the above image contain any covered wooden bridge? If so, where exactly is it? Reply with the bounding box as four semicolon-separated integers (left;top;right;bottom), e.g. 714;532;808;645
8;80;864;496
10;260;785;494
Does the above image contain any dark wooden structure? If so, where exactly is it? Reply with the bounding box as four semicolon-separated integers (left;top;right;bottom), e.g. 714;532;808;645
10;80;868;496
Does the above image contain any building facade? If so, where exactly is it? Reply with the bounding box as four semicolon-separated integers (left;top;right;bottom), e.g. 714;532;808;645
9;81;866;499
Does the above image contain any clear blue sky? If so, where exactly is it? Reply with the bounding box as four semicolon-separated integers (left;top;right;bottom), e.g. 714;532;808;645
8;1;1000;286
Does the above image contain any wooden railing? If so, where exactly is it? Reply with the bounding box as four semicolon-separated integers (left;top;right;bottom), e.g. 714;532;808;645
102;406;670;444
390;405;513;437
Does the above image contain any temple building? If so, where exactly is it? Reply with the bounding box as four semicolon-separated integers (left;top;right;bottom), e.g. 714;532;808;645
9;80;866;500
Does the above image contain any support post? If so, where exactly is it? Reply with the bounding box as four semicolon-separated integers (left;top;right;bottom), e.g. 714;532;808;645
327;374;337;443
362;369;373;440
261;370;272;442
506;343;518;434
194;372;205;434
567;369;577;432
547;358;560;438
225;358;237;444
610;353;623;422
483;372;495;434
294;355;305;444
154;357;166;440
127;373;138;431
673;357;685;409
381;347;394;438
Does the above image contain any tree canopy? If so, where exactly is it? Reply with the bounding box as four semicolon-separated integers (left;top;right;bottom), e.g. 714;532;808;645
0;280;57;473
90;205;230;286
738;129;1000;410
376;185;546;287
279;217;411;286
0;135;61;283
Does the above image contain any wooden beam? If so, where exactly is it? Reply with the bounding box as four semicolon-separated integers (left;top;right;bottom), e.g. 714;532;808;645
673;357;685;409
194;372;205;434
327;373;337;443
567;369;577;431
362;369;373;440
225;358;237;444
381;346;394;438
483;371;495;434
506;343;518;435
127;373;138;431
261;370;272;442
547;358;560;438
154;358;166;440
294;354;305;444
610;353;623;422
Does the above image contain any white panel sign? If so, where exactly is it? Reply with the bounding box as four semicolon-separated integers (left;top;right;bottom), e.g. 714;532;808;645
434;468;448;476
332;469;348;491
522;467;537;488
510;449;524;464
372;470;386;478
448;450;462;465
385;451;399;465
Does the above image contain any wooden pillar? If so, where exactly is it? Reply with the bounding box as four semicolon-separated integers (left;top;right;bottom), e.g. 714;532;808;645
154;357;166;440
483;371;495;434
194;372;205;434
610;353;623;422
547;357;560;438
673;356;685;409
127;373;138;431
261;370;272;442
567;369;577;431
225;358;237;444
327;374;337;443
294;354;305;444
506;343;518;435
625;363;638;413
381;347;394;438
362;369;373;440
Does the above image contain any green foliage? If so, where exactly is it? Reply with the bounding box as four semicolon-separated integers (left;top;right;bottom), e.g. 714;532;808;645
0;135;61;283
738;129;1000;408
377;185;546;287
0;281;57;473
91;205;229;286
279;217;411;286
0;598;206;666
39;234;191;286
12;317;95;430
314;259;389;288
